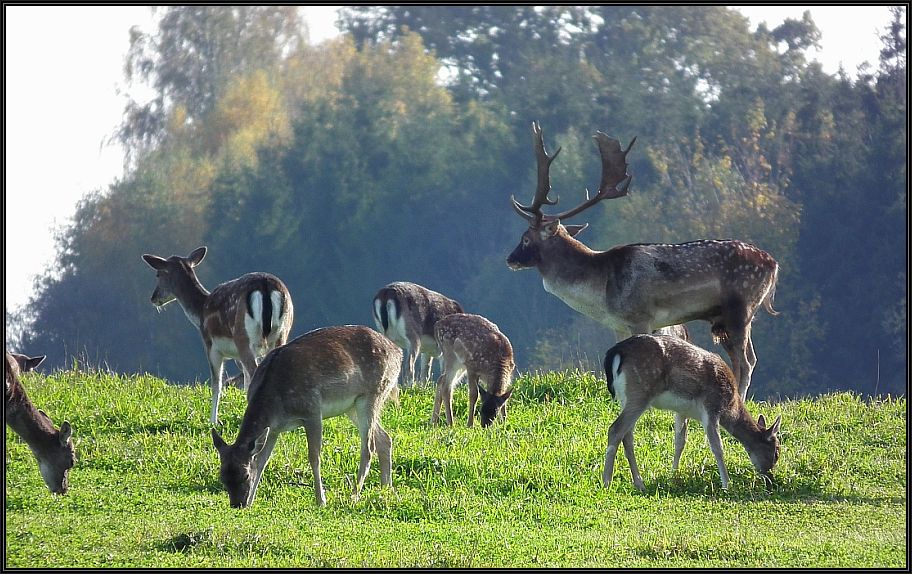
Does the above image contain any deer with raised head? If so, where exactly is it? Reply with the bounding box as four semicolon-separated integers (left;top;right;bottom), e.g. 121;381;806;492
431;313;515;428
142;246;294;425
5;351;75;494
372;281;464;386
602;334;782;491
211;325;401;508
507;122;779;400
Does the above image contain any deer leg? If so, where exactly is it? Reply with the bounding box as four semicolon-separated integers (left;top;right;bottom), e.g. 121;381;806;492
467;373;480;427
250;431;279;507
621;431;646;492
373;424;393;487
207;347;225;426
353;397;379;497
702;414;730;490
419;352;434;385
303;417;326;506
406;337;421;387
237;345;259;393
603;403;646;489
672;413;689;471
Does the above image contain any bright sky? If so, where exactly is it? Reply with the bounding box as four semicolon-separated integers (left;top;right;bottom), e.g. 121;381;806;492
3;5;898;316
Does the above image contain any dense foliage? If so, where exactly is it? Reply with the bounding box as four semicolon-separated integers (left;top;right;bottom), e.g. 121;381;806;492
7;6;906;397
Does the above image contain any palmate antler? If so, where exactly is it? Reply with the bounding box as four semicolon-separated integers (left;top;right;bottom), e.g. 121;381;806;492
511;122;636;227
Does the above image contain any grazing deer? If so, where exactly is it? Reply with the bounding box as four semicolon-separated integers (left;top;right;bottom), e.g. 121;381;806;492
432;313;515;427
142;246;294;425
507;122;779;400
5;351;75;494
602;334;782;491
211;325;402;508
372;281;464;386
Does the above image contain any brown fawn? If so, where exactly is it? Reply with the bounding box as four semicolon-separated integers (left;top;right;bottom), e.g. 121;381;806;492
602;334;782;491
432;313;515;427
211;325;402;507
142;246;294;425
5;351;75;494
373;281;464;386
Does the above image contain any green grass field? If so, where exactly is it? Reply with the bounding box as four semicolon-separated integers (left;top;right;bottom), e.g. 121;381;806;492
4;367;906;568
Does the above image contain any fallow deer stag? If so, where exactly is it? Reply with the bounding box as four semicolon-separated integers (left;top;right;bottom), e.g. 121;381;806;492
602;334;782;491
507;122;779;400
432;313;515;427
142;246;294;425
373;281;464;386
211;326;402;508
5;351;75;494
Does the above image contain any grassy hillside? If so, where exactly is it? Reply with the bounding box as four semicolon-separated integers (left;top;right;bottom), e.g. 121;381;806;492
4;367;906;567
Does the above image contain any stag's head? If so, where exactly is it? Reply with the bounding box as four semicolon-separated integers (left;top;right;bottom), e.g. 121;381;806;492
212;427;269;508
142;246;207;307
506;122;636;270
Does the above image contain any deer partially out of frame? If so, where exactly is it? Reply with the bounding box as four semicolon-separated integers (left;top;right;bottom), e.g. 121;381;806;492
507;122;779;400
372;281;464;386
432;313;515;428
142;246;294;425
602;334;782;491
211;326;402;508
5;351;75;494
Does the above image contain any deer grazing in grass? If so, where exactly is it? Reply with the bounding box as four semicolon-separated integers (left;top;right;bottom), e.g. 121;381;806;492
602;334;782;491
211;326;402;508
507;122;780;400
142;246;294;425
5;351;75;494
432;313;515;428
373;281;464;386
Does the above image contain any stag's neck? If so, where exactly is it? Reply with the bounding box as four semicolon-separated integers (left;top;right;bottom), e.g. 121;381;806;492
175;274;210;329
720;406;762;449
5;388;57;449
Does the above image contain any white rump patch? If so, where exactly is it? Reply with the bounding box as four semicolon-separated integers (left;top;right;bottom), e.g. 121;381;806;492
611;354;628;407
270;290;283;332
246;290;264;343
388;300;409;346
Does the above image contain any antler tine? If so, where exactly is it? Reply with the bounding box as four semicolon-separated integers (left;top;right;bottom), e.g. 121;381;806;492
512;121;562;225
548;131;636;222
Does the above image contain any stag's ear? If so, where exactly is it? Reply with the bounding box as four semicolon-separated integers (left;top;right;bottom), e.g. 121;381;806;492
188;246;207;267
142;254;167;270
757;414;767;429
211;428;228;451
477;384;488;400
766;415;782;438
24;355;46;372
565;223;589;237
58;421;72;445
541;220;561;238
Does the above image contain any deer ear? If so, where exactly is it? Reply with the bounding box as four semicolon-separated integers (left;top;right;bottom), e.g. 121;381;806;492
565;223;588;237
142;254;167;270
58;421;73;445
757;414;767;429
767;415;782;438
477;384;488;400
249;427;270;457
211;428;228;451
188;246;207;267
25;355;46;372
541;220;561;238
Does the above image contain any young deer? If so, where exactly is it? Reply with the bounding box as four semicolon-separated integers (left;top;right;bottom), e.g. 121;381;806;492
372;281;464;386
507;122;779;400
142;246;294;425
5;351;75;494
211;325;402;508
602;334;782;492
432;313;515;427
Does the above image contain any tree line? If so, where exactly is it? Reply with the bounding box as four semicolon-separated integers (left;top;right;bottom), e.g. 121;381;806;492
7;6;906;397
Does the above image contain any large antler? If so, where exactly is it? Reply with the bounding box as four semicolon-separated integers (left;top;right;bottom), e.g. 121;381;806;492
546;131;636;222
511;121;562;226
